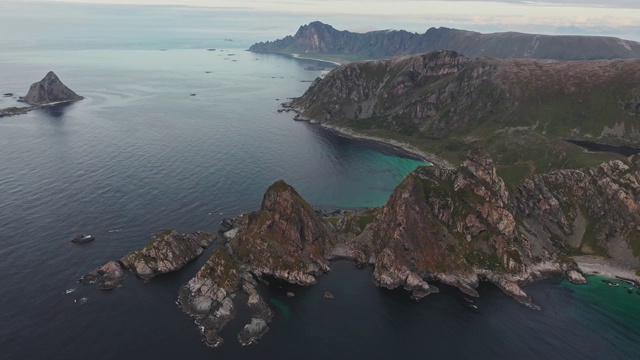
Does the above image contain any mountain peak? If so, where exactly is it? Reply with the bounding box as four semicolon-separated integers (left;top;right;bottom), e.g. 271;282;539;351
23;71;83;105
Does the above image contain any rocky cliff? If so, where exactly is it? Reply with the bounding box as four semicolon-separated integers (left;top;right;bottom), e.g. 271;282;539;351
250;21;640;61
227;180;336;285
291;50;640;183
121;229;216;280
23;71;83;105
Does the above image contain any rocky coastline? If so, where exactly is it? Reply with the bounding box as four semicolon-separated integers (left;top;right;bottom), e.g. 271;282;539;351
282;101;454;168
77;147;640;348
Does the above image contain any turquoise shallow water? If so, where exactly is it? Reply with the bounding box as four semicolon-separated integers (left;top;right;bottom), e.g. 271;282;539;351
0;3;639;359
562;275;640;358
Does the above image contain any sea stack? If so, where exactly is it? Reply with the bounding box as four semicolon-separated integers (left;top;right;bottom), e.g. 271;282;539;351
23;71;83;105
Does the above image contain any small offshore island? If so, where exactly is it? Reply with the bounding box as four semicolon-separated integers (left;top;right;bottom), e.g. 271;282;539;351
0;71;83;117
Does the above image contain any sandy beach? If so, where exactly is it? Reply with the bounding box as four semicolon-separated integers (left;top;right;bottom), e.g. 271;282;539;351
291;53;344;66
572;255;640;285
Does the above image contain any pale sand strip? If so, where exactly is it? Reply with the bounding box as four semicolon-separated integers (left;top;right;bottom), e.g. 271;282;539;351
572;255;640;285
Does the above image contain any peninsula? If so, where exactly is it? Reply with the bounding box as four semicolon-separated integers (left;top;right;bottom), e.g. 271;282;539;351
250;21;640;63
286;50;640;185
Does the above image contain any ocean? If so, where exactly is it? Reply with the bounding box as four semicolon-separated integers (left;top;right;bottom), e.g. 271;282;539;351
0;2;638;359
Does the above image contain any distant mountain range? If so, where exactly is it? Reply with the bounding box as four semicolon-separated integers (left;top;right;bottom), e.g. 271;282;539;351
249;21;640;61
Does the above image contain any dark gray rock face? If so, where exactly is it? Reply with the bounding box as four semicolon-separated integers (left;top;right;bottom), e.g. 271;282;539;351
23;71;83;105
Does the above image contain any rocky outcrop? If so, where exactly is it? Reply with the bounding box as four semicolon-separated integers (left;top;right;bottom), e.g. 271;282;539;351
80;261;126;290
352;149;535;304
23;71;83;105
121;229;216;280
356;149;639;305
250;21;640;61
178;248;272;347
228;180;336;285
516;156;640;268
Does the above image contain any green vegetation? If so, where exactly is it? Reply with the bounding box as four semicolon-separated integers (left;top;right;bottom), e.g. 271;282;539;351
357;210;377;230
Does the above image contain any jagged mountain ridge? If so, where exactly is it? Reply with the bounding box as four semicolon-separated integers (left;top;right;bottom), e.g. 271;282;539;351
249;21;640;61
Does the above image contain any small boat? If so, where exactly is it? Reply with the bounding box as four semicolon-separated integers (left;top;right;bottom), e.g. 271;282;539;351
71;234;95;244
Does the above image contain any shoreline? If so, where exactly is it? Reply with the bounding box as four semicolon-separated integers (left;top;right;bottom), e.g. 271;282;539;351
290;53;343;66
572;255;640;285
316;122;452;166
286;106;454;168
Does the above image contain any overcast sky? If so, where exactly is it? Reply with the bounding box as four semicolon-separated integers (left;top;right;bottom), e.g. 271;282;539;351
20;0;640;40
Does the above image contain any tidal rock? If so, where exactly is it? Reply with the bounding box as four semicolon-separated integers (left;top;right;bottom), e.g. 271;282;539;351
71;234;95;244
121;229;216;280
80;261;125;290
323;291;335;299
567;270;587;284
286;292;295;297
23;71;83;105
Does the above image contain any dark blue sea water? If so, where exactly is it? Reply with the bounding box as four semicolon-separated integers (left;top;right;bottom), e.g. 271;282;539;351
0;3;639;359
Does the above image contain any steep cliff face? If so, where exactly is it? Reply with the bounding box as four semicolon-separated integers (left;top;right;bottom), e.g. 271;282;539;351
250;21;640;61
516;156;640;268
295;51;498;135
357;149;640;304
294;50;640;140
360;149;548;304
23;71;83;105
228;180;336;285
121;229;216;280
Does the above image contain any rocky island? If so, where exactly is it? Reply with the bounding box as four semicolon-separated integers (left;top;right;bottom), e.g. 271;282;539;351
0;71;83;118
81;229;216;290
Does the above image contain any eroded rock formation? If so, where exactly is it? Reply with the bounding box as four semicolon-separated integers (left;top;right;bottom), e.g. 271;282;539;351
121;229;216;280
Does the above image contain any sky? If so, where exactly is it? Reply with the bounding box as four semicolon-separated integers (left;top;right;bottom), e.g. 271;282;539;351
14;0;640;41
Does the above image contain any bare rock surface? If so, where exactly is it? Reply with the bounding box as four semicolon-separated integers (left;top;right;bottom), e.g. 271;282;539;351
121;229;216;280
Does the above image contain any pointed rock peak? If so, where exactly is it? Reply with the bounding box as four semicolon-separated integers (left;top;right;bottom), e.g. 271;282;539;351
295;21;336;36
24;71;83;105
44;71;60;80
261;180;312;213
